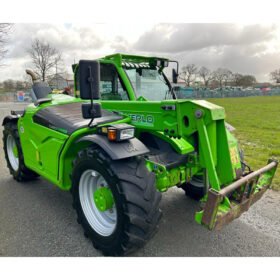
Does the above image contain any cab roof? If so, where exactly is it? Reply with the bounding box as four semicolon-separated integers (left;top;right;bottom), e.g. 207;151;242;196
100;53;169;67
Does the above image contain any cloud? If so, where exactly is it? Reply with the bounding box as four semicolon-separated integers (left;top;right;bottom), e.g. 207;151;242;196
110;36;132;53
131;23;280;81
134;23;277;53
158;43;280;82
7;23;105;59
1;23;280;82
1;23;108;81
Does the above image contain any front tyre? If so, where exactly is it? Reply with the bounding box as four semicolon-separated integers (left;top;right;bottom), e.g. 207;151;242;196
71;146;162;256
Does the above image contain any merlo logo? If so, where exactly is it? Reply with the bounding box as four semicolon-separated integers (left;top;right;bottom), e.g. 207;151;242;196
129;114;154;127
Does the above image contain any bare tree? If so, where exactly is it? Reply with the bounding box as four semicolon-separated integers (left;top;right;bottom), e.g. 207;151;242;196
198;66;214;87
242;75;256;87
27;38;62;81
224;70;233;86
213;68;232;87
179;64;198;87
3;79;15;91
270;69;280;83
232;73;243;86
232;73;256;87
22;74;32;90
0;23;13;67
15;80;24;90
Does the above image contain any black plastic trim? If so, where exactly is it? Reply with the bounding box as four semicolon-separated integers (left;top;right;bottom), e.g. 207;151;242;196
32;82;52;100
76;135;150;160
34;98;52;106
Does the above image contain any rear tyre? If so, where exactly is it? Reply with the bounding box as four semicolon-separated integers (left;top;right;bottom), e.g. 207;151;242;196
3;121;39;181
71;146;162;256
180;175;206;200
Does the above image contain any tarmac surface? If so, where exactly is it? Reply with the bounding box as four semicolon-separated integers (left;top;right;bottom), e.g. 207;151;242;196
0;102;280;257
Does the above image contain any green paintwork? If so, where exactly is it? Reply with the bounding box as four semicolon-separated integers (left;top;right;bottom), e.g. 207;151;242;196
94;187;114;212
191;100;225;120
13;145;18;158
196;116;220;191
13;53;277;231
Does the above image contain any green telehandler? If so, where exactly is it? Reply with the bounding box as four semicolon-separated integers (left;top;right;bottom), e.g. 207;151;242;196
2;54;278;256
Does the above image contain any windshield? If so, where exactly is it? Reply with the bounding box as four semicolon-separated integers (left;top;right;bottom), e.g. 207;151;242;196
124;68;174;101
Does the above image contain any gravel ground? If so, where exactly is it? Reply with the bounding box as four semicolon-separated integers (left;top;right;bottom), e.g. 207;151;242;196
0;102;280;257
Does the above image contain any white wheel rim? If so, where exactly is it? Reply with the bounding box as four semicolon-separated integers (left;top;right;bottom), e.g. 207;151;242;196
79;169;117;236
6;134;19;171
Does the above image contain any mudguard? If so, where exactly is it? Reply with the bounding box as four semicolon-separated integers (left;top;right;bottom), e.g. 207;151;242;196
2;115;19;126
76;134;150;160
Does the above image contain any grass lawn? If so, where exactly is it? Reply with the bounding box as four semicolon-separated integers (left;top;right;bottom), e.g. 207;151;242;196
208;96;280;190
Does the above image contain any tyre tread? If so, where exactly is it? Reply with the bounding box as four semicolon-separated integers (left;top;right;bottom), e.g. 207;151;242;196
2;121;39;181
71;146;162;256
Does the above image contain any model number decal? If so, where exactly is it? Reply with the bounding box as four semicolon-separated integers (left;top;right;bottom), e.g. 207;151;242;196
129;114;154;127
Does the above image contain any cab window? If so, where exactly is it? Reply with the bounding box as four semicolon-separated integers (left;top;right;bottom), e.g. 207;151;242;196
100;63;129;100
74;63;129;100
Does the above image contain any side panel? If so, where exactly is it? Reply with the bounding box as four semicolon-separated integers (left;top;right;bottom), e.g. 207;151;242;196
18;105;68;185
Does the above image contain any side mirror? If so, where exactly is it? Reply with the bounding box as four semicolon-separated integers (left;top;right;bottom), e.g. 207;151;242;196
82;103;102;119
79;60;100;100
172;68;178;84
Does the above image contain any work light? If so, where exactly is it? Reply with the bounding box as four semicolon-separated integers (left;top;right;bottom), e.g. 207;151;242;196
153;59;169;68
161;60;169;67
153;59;161;67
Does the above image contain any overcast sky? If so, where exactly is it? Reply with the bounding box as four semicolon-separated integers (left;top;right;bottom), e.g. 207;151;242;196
1;23;280;82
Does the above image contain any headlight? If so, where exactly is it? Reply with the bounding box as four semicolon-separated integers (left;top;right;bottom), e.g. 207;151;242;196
99;123;135;142
120;128;135;140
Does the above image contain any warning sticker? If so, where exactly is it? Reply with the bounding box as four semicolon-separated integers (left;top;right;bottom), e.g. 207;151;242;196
230;146;239;165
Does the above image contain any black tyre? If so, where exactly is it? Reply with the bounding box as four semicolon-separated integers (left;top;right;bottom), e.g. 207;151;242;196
2;121;39;181
180;175;206;200
181;149;245;200
71;146;162;256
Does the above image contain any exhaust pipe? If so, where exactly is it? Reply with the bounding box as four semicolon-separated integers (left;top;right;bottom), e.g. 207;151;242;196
26;69;38;84
25;70;38;102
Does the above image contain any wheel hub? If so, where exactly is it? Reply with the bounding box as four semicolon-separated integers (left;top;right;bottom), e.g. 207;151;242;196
6;134;19;171
79;169;117;236
94;186;114;212
13;145;18;158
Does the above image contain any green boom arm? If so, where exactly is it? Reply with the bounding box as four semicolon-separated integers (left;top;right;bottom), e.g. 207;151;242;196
100;99;241;190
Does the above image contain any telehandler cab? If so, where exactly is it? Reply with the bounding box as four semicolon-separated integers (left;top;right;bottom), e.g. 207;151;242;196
2;54;278;256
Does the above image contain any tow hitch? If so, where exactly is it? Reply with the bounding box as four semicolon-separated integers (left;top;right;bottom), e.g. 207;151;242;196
196;159;278;230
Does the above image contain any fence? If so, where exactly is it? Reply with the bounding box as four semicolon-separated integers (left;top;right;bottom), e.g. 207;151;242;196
176;88;280;99
0;91;32;102
1;88;280;103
